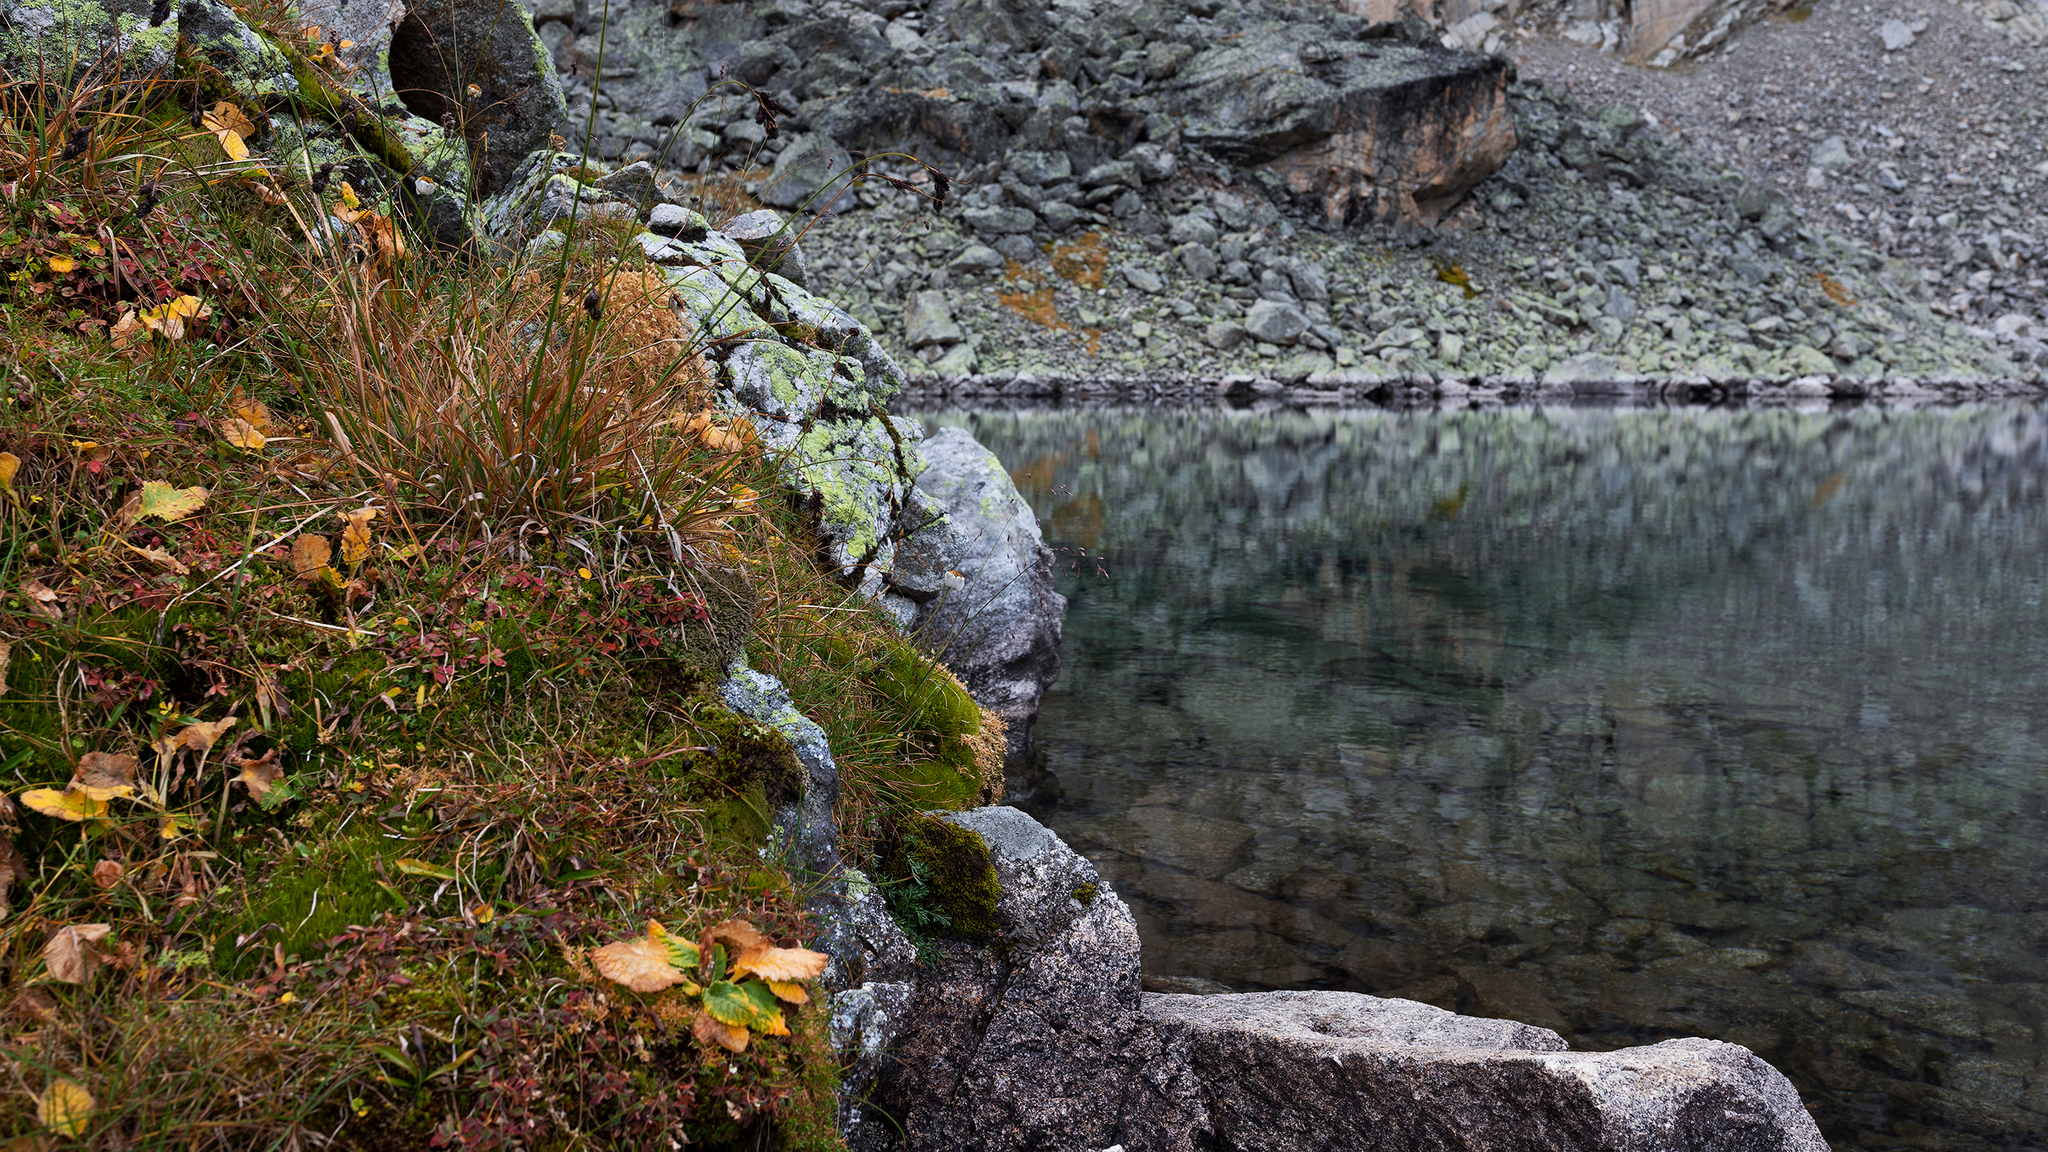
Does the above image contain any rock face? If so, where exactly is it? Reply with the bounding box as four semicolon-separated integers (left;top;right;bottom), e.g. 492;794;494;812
1135;991;1830;1152
384;0;569;174
1161;26;1515;225
719;664;842;879
854;805;1166;1152
891;428;1066;763
849;805;1829;1152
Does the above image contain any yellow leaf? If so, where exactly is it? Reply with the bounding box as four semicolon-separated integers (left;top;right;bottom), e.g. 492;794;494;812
47;256;75;273
36;1078;94;1136
42;923;111;984
19;788;106;822
137;481;208;522
591;925;687;993
765;980;809;1005
471;903;495;924
708;918;769;953
159;815;182;841
217;130;249;161
219;416;266;450
278;991;297;1004
339;508;377;565
338;181;360;211
229;390;275;435
0;451;18;489
290;534;332;577
732;943;829;983
204;102;256;139
74;752;138;801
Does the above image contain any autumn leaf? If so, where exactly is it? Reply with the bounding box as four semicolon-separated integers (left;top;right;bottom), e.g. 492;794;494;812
232;747;284;802
0;450;18;490
74;752;138;800
136;295;211;341
708;918;769;953
394;857;457;880
765;980;809;1005
732;942;829;983
290;533;332;577
21;578;61;621
166;718;236;760
19;788;108;822
36;1078;94;1137
43;923;111;984
137;481;208;522
229;390;275;436
124;542;190;575
652;919;701;972
339;507;377;565
692;1008;750;1053
202;102;255;162
702;978;787;1037
0;639;10;694
91;860;124;888
109;311;145;350
219;417;267;450
592;922;689;993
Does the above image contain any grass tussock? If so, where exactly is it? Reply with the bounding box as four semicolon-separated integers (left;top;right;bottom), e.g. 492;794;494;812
0;35;998;1151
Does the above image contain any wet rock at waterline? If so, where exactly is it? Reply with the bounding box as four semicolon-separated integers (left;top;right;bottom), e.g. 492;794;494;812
850;806;1828;1152
892;427;1066;775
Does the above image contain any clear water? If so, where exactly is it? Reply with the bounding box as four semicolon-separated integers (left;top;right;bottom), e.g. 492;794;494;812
921;404;2048;1152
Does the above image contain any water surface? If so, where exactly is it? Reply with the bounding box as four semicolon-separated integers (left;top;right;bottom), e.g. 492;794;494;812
926;405;2048;1152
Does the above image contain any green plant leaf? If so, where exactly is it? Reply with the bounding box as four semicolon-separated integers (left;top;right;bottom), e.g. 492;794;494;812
137;481;208;522
707;942;727;984
394;858;457;880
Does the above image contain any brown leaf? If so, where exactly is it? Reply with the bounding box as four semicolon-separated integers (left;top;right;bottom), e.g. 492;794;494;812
91;860;124;889
232;748;284;800
692;1008;751;1053
74;752;138;800
590;931;687;993
707;918;769;953
733;943;829;983
43;923;112;984
113;490;142;528
124;542;189;575
339;508;377;566
169;718;236;759
0;639;10;695
290;534;332;577
21;579;61;622
0;834;22;920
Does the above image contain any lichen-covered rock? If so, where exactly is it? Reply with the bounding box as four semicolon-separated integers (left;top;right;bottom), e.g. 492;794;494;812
176;0;297;99
719;663;840;880
0;0;181;93
1130;990;1830;1152
384;0;566;173
892;427;1065;761
855;806;1141;1152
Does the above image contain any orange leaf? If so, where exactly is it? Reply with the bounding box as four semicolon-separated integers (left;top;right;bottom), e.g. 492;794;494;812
338;508;376;565
590;930;687;993
733;944;829;983
233;748;284;800
707;918;768;953
765;979;809;1005
290;534;331;577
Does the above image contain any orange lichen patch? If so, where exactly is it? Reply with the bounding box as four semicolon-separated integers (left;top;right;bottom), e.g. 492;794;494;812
1048;232;1108;288
1814;272;1856;307
1081;328;1102;356
998;285;1067;330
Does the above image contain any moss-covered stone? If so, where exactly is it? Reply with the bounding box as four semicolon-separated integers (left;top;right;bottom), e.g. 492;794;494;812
682;698;805;844
883;811;1001;939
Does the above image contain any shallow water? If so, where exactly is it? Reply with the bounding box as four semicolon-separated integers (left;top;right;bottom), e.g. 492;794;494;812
923;404;2048;1152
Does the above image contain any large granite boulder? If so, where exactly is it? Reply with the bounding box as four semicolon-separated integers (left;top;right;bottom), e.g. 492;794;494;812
1133;991;1831;1152
850;805;1831;1152
1157;23;1516;225
853;805;1167;1152
890;427;1066;761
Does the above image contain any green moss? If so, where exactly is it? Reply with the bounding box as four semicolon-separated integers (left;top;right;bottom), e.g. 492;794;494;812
681;698;805;844
1072;882;1098;904
881;812;1000;939
215;819;406;969
847;632;1001;811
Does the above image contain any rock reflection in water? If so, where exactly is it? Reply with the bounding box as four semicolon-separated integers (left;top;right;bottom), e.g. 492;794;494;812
923;405;2048;1152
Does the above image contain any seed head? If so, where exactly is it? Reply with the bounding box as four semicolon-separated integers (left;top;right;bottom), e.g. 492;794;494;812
930;169;950;212
60;127;90;161
583;289;602;322
134;179;160;220
311;163;333;194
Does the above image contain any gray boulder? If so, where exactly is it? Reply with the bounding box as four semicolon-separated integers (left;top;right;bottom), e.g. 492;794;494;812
0;0;179;93
1134;991;1829;1152
719;664;841;880
384;0;568;173
1245;299;1310;345
854;806;1157;1152
904;290;967;348
892;427;1065;761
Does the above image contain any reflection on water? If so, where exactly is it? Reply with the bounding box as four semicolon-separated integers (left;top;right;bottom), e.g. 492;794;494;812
925;405;2048;1152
